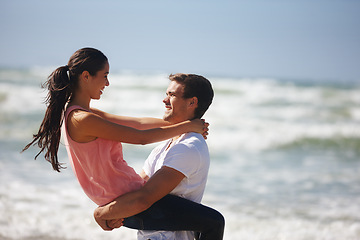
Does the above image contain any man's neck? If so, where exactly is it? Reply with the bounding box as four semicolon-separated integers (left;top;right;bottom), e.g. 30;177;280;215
168;117;192;144
166;135;182;151
172;135;181;141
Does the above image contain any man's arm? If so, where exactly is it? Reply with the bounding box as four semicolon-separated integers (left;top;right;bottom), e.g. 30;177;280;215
94;166;185;221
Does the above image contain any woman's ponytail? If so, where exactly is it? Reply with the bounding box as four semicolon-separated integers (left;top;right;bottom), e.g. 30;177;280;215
22;65;72;172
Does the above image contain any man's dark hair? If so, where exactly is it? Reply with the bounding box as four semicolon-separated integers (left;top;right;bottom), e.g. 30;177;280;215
169;73;214;119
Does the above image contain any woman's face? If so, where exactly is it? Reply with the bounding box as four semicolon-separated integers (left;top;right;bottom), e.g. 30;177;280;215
87;61;110;100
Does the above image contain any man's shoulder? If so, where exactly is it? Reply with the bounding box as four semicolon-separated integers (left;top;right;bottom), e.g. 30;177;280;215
171;132;208;155
146;140;169;161
180;132;206;145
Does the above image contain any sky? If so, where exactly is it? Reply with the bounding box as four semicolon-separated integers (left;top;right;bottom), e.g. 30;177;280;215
1;0;359;81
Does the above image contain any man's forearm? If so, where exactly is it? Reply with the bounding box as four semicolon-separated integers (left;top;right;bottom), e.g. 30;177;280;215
95;166;184;221
95;190;152;220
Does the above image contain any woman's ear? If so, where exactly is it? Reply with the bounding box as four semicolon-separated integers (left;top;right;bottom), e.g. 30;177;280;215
80;71;90;82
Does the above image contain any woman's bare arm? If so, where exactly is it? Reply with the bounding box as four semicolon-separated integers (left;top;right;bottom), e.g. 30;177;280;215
91;108;171;130
67;109;207;145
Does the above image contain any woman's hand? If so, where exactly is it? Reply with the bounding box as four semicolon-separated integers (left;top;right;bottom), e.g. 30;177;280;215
190;119;209;139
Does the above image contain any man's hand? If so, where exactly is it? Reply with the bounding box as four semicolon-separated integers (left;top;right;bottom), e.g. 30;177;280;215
107;219;124;229
94;216;112;231
94;207;123;231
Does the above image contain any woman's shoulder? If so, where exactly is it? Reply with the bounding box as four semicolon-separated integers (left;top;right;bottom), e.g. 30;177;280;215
65;105;91;118
65;105;100;143
66;104;89;113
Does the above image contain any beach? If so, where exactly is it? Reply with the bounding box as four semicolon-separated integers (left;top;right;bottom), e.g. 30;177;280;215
1;68;360;239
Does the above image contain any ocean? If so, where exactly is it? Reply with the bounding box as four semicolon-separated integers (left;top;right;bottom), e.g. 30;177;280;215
0;68;359;240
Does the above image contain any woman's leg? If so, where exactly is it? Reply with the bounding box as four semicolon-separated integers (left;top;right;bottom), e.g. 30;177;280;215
123;194;225;240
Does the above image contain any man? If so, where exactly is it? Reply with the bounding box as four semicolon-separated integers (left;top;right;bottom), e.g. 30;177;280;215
94;73;224;240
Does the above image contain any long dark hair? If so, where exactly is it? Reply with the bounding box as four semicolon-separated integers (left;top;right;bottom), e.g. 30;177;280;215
22;47;108;172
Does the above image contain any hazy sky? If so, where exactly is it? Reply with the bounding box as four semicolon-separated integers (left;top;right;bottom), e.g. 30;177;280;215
1;0;359;80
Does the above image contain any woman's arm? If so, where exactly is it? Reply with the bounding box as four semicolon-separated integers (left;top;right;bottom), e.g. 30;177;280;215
91;108;170;130
68;110;207;145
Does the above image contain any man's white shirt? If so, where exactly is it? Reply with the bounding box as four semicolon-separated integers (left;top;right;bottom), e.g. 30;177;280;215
138;132;210;240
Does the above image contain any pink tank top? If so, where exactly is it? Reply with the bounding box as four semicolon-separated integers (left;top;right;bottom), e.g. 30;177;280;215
62;105;145;206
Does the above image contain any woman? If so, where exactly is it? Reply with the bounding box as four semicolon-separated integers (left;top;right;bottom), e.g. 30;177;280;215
23;48;223;239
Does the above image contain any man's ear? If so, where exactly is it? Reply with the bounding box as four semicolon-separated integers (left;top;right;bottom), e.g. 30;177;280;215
189;97;198;108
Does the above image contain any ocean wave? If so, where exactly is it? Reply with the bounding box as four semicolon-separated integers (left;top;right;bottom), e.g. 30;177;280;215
1;69;360;240
274;136;360;156
2;69;360;151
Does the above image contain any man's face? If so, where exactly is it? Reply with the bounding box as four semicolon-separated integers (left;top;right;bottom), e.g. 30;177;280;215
163;81;193;123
